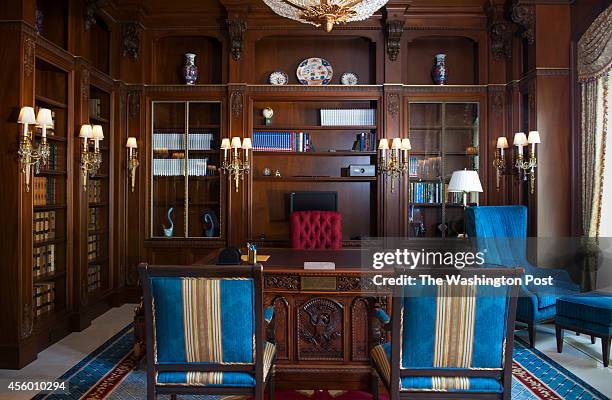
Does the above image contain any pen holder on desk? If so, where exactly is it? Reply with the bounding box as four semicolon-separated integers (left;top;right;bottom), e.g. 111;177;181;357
247;243;257;265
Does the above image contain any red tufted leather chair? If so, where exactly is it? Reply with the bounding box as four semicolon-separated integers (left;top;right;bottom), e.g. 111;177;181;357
290;211;342;250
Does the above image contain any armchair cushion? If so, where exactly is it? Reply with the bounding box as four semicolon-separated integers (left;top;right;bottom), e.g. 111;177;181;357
290;211;342;250
557;293;612;327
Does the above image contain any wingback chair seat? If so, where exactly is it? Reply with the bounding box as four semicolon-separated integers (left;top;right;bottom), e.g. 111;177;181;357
371;268;521;400
291;211;342;250
139;264;276;399
465;205;580;347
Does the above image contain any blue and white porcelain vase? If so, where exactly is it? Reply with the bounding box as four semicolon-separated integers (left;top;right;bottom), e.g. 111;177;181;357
182;53;198;85
432;54;447;85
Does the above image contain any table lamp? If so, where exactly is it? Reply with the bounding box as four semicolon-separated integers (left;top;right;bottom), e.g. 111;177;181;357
448;169;483;208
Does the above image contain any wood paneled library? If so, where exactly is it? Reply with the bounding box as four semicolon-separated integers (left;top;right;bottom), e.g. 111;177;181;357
1;0;612;399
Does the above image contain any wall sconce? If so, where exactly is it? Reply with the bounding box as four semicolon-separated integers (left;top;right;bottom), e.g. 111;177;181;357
126;137;139;193
513;131;540;195
79;124;104;191
220;136;251;192
17;106;52;192
378;137;411;193
493;136;509;191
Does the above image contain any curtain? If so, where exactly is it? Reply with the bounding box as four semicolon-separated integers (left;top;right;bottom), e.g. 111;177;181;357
579;4;612;238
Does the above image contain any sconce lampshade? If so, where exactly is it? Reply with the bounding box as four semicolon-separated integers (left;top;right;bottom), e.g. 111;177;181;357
18;106;36;124
92;125;104;140
378;139;389;150
496;137;509;149
448;169;483;193
220;138;231;150
230;137;242;149
79;124;93;138
36;108;54;127
401;138;412;150
241;138;252;150
513;132;527;146
527;131;541;144
391;138;402;150
126;137;138;148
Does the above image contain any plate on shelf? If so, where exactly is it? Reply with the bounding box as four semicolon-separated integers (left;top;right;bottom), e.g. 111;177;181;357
340;72;358;85
296;58;333;85
269;71;289;85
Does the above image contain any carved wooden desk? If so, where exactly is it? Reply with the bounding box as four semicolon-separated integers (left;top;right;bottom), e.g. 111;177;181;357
256;248;390;390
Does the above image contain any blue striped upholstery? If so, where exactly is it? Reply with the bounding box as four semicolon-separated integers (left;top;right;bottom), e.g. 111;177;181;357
465;206;579;325
556;293;612;335
371;282;512;393
149;277;275;386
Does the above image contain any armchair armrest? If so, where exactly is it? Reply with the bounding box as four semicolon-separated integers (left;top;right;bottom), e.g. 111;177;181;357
374;308;391;325
264;305;275;324
264;305;276;343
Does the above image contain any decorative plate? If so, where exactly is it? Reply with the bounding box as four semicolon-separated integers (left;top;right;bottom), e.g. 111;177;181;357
269;71;289;85
296;58;333;85
340;72;359;85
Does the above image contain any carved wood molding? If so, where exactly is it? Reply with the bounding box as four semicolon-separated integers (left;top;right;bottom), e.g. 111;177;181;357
247;85;383;93
84;0;110;31
128;90;141;118
511;1;535;45
23;36;35;78
350;297;370;361
265;275;300;290
21;303;33;339
122;22;141;61
230;90;244;117
81;68;90;100
227;16;247;61
385;20;405;62
297;297;343;360
490;90;505;117
386;92;400;119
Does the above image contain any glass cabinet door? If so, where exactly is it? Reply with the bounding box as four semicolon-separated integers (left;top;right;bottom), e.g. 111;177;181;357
151;101;222;238
407;101;480;237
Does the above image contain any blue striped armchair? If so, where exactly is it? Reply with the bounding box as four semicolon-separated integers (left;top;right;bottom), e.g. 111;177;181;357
138;263;276;400
465;205;580;347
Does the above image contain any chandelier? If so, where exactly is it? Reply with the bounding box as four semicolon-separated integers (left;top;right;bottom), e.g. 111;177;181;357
262;0;389;32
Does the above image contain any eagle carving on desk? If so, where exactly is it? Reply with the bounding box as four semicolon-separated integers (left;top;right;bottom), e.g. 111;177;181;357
299;298;342;348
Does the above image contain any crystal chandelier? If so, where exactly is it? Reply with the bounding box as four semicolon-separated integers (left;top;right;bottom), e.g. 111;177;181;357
262;0;389;32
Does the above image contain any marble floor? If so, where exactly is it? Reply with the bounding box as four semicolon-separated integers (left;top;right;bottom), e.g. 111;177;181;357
0;305;610;399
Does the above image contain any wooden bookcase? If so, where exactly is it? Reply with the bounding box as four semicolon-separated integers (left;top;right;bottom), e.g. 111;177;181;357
406;101;481;237
248;95;380;245
32;57;70;325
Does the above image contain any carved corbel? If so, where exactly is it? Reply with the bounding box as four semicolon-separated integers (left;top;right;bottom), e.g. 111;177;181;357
84;0;110;31
510;1;535;45
227;16;247;61
385;20;405;62
486;1;513;60
122;23;141;60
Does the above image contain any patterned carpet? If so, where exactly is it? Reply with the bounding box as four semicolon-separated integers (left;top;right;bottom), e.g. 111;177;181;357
32;324;609;400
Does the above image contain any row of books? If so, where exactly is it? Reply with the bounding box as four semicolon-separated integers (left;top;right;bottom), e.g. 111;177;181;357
34;283;55;317
409;182;465;204
87;265;101;292
409;156;442;179
33;176;56;206
88;208;99;231
88;233;101;261
33;211;56;243
320;109;376;126
88;99;103;120
153;132;216;150
353;132;377;152
252;131;311;152
33;244;55;277
152;158;212;176
88;180;103;203
37;143;61;172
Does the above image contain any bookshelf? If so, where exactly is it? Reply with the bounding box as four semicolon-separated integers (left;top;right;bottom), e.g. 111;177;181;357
150;101;223;239
407;102;480;237
249;98;379;244
87;85;111;296
32;58;69;322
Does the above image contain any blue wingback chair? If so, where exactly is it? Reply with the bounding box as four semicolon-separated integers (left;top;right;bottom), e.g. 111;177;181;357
465;205;580;347
370;268;521;400
138;263;276;400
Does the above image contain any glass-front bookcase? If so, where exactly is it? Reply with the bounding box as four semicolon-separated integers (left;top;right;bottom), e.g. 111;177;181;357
150;101;222;239
407;101;480;237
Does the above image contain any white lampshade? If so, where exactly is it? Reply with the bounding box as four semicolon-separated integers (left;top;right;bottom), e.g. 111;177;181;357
126;137;138;148
496;137;509;149
220;138;231;150
391;138;402;150
92;125;104;140
527;131;541;144
36;108;54;127
401;138;412;150
18;106;36;124
448;169;483;193
378;139;389;150
230;137;242;149
79;124;93;138
241;138;252;150
513;132;527;146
